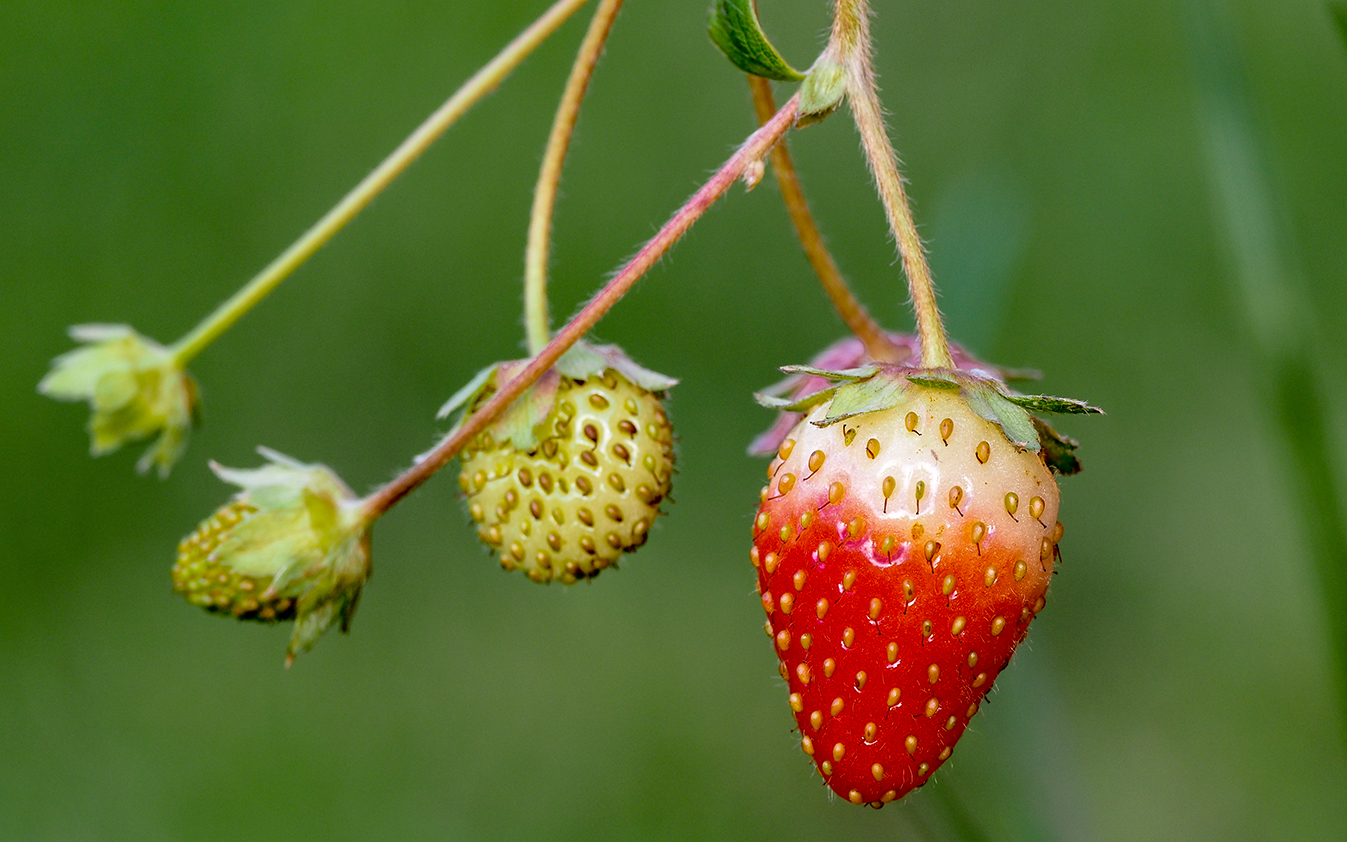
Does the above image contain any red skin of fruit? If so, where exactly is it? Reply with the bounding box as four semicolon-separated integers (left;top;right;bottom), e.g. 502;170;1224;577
751;387;1062;806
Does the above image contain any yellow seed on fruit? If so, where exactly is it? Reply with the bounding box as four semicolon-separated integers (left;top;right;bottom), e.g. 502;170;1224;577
918;762;929;777
823;658;836;678
776;630;790;651
808;449;825;473
905;412;920;433
887;688;901;706
925;697;939;717
778;439;796;461
829;482;846;506
886;642;899;663
951;616;966;635
864;722;878;741
779;593;794;614
1052;521;1065;542
778;473;796;495
816;598;829;619
810;710;822;730
942;574;955;596
821;761;833;776
789;693;803;712
1030;496;1046;521
872;764;884;781
973;672;987;687
855;671;867;690
848;789;862;805
968;651;978;668
976;441;991;463
842;627;855;648
843;570;857;590
831;697;844;716
833;743;845;761
793;569;807;590
924;541;940;562
796;664;810;685
847;516;866;540
882;790;898;803
991;616;1006;636
1014;560;1028;581
818;541;832;563
869;598;882;620
905;735;918;755
750;546;760;568
967;702;979;718
763;552;779;573
939;418;954;443
985;566;998;587
866;438;881;459
801;735;814;755
949;485;964;514
882;476;896;500
800;633;812;650
1005;492;1020;519
946;716;957;731
938;747;951;761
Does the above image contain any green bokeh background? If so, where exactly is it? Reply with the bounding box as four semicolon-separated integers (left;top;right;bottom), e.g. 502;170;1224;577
4;1;1347;839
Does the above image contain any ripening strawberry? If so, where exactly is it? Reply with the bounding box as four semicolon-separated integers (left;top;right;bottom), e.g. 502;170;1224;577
446;342;677;584
751;364;1096;805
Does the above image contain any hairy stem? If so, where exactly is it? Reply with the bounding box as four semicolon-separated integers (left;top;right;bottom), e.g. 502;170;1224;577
525;0;626;355
748;75;900;362
829;0;951;368
168;0;592;368
362;95;801;520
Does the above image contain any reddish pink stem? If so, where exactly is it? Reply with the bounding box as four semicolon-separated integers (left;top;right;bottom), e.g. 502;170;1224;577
362;94;802;520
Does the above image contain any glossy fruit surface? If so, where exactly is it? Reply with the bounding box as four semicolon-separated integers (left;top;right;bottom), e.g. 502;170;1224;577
752;384;1062;805
460;369;675;584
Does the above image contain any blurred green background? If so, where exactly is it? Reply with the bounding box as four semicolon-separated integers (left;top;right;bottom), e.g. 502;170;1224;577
4;1;1347;839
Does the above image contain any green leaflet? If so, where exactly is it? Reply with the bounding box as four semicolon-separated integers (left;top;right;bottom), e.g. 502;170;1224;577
708;0;805;81
753;387;837;414
779;364;878;381
1006;394;1104;415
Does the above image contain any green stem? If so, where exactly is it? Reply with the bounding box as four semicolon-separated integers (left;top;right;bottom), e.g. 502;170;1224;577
168;0;592;367
360;95;800;521
524;0;625;355
828;0;951;369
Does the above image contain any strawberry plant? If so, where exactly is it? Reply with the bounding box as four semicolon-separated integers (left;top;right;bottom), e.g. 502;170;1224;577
38;0;1101;808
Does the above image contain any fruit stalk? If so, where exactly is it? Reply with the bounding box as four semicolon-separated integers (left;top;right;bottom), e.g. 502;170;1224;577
525;0;626;355
747;75;900;363
361;93;802;519
829;0;952;369
168;0;593;368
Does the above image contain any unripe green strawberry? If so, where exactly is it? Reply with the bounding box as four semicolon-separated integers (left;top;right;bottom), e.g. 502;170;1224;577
750;361;1098;805
170;448;373;665
172;500;297;621
460;369;674;584
442;342;677;585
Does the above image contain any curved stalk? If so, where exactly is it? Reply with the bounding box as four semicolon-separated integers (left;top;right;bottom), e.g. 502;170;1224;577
525;0;626;355
361;95;801;520
828;0;952;368
169;0;592;367
747;75;901;362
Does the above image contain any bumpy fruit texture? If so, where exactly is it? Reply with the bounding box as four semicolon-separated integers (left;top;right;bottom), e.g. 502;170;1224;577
460;370;674;584
172;500;296;621
752;386;1061;806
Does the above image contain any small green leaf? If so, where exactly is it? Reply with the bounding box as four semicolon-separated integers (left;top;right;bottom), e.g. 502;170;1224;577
708;0;806;82
1032;416;1082;475
818;377;906;426
1006;394;1104;415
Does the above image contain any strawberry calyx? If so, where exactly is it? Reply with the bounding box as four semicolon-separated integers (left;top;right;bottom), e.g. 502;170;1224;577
438;341;676;453
755;359;1101;474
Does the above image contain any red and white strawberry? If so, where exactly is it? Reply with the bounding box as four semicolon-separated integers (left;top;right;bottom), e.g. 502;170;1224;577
751;361;1096;805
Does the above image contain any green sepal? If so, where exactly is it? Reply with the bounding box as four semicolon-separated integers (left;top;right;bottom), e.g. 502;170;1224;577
906;372;962;391
817;375;907;426
1032;416;1083;475
779;364;878;381
556;341;678;392
1006;394;1104;415
708;0;806;81
962;385;1040;450
436;363;499;422
754;386;838;413
797;58;847;127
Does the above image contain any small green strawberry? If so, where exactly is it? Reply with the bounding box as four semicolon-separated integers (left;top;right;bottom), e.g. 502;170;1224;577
171;448;372;665
445;342;676;584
